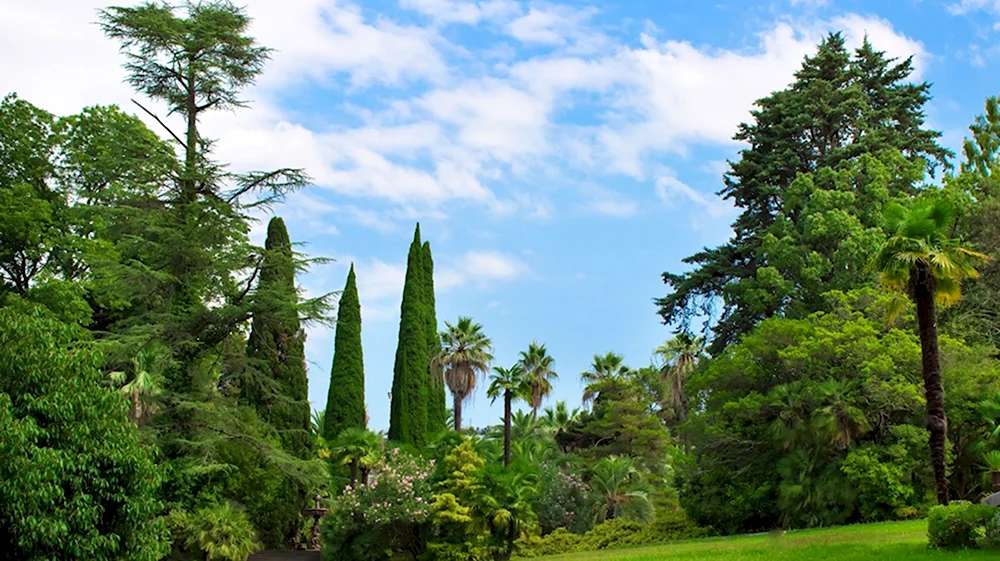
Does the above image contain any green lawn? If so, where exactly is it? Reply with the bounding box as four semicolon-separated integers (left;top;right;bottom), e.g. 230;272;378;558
529;520;993;560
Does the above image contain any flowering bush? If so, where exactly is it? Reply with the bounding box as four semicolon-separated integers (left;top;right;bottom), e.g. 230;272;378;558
536;465;597;534
321;447;435;561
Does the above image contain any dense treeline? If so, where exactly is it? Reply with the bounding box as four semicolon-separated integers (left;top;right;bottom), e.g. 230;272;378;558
4;2;1000;560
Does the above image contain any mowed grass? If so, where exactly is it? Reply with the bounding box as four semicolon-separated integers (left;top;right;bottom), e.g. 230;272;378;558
528;520;994;560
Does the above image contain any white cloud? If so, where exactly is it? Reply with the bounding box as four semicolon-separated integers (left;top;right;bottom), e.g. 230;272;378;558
249;0;447;88
655;171;734;221
0;1;930;219
437;251;529;289
789;0;830;7
947;0;1000;15
400;0;521;25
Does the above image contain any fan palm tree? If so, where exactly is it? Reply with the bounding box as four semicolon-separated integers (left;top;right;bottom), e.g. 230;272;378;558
108;348;166;425
874;197;987;505
434;317;494;432
540;401;581;432
580;351;632;406
487;364;528;466
469;463;537;561
811;379;871;450
589;455;654;523
653;333;705;422
517;341;558;422
331;427;382;488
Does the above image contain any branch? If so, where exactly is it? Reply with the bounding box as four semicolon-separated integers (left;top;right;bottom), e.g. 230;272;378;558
235;254;266;304
131;99;187;149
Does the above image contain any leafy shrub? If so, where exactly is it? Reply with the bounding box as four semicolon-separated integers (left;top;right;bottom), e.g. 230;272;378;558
927;501;998;550
536;465;597;534
516;510;707;557
321;447;434;561
581;519;649;550
894;506;922;520
841;446;914;521
516;528;585;558
166;503;260;561
0;307;167;561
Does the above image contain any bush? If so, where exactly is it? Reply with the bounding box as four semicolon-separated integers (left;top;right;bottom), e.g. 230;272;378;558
166;503;260;561
516;528;584;558
535;465;597;535
0;307;167;561
516;510;707;557
927;501;999;550
321;447;434;561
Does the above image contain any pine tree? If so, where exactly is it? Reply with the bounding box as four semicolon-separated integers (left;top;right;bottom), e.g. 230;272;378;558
323;263;365;441
244;217;312;458
422;240;446;433
656;34;951;355
388;224;429;446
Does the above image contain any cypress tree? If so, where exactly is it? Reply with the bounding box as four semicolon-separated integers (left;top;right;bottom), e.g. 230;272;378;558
244;217;312;458
323;263;365;441
388;224;429;445
422;240;446;432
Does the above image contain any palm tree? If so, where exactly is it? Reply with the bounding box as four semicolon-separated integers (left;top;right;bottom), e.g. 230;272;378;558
580;351;632;406
108;348;166;425
487;364;528;466
331;427;382;487
653;333;705;422
589;456;654;523
434;317;494;432
811;379;871;450
470;463;537;561
540;401;581;432
517;342;558;422
874;197;987;505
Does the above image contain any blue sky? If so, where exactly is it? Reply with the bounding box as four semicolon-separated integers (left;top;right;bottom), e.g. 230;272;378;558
1;0;998;431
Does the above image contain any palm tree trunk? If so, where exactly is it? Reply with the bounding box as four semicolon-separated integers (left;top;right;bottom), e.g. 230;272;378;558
349;458;359;488
504;390;512;466
453;393;463;432
914;261;949;505
361;467;370;486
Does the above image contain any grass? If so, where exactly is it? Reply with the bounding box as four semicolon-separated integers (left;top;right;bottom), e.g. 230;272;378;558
529;520;994;560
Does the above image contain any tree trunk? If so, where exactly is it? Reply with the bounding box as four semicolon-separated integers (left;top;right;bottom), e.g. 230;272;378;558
361;467;370;486
913;261;949;505
503;390;512;466
606;502;616;522
349;458;359;488
453;393;463;432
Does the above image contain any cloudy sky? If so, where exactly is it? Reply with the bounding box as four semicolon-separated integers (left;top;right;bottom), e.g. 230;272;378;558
2;0;997;430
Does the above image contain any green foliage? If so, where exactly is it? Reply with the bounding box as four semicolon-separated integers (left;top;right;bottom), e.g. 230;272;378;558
675;290;945;533
437;316;495;431
559;376;671;470
535;465;597;535
0;307;167;561
657;34;950;354
389;224;430;446
517;513;707;558
166;503;260;561
324;263;365;441
321;447;435;561
244;217;312;458
927;501;999;550
422;241;447;434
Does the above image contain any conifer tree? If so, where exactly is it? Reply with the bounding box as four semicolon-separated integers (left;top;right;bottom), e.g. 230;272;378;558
656;34;951;355
388;225;429;445
244;217;312;458
323;263;365;441
422;240;446;432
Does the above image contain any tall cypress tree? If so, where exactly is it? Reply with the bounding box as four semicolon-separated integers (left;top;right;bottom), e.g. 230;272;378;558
244;217;312;459
388;225;429;445
422;240;446;432
323;263;365;441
